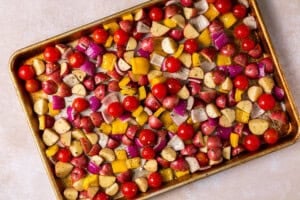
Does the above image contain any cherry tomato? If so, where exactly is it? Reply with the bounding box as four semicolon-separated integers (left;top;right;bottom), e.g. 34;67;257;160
233;24;250;39
233;74;249;90
152;83;168;99
139;129;156;146
243;134;260;152
107;102;124;117
214;0;232;14
257;94;276;111
233;4;247;19
92;28;109;44
93;192;110;200
68;52;85;68
166;78;182;95
43;46;61;63
56;148;72;162
141;146;156;159
148;172;163;188
165;56;182;73
123;96;140;112
241;38;256;51
264;128;279;145
184;39;199;54
25;79;40;93
149;7;164;21
72;97;90;112
113;29;129;46
177;123;194;140
121;182;138;198
18;65;35;80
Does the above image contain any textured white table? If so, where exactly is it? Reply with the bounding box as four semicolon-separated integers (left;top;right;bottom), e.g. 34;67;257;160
1;1;300;199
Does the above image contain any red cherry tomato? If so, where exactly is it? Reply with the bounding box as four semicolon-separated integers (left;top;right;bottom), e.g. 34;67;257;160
148;172;163;188
243;134;260;152
123;96;140;112
177;123;194;140
152;83;168;99
93;192;110;200
165;56;182;73
141;146;156;159
149;7;164;21
233;4;247;19
184;39;199;54
25;79;40;93
72;97;90;112
68;52;85;68
264;128;279;145
241;38;256;51
113;29;129;46
107;102;124;117
139;129;156;146
234;24;250;39
214;0;232;14
92;28;109;44
166;78;182;95
43;46;61;63
233;74;249;90
257;94;276;111
121;182;139;198
18;65;35;80
56;148;72;162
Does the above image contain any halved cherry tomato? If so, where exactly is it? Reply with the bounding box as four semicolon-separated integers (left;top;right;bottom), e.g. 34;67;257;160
257;94;276;110
148;172;163;188
149;7;164;21
68;52;85;68
107;102;124;118
166;78;182;95
152;83;168;99
92;28;109;44
121;182;138;198
56;148;72;162
72;97;90;112
18;65;35;80
243;134;260;152
25;79;40;93
233;74;249;90
123;96;140;112
43;46;61;63
177;123;194;140
139;129;156;146
165;56;182;73
141;146;156;159
113;29;129;46
264;128;279;145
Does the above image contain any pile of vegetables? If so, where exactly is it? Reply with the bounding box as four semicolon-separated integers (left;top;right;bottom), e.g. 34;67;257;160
17;0;289;199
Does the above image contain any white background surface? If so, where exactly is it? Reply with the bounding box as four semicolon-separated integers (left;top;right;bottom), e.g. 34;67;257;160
1;0;300;199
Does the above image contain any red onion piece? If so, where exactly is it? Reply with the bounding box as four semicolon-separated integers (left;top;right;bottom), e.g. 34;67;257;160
52;95;65;110
76;36;91;52
137;48;151;58
173;100;187;116
89;96;101;112
272;86;285;101
80;60;96;76
134;138;143;148
126;145;139;158
208;118;218;126
119;112;131;122
66;106;76;122
213;32;230;50
228;65;243;78
87;161;101;174
110;134;123;141
257;62;266;78
215;126;232;140
153;137;167;152
85;43;105;59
